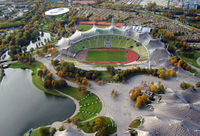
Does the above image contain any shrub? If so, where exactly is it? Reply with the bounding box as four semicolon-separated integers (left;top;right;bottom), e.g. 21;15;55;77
180;82;194;90
155;85;165;94
196;82;200;88
58;126;64;131
50;128;56;136
39;126;50;136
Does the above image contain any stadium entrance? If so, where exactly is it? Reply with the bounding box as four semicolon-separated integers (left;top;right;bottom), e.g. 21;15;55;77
104;40;112;47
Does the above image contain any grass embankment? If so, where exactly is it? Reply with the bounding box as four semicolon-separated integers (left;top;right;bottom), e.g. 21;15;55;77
9;62;64;97
178;51;200;69
78;116;117;134
86;50;127;62
77;25;105;31
29;129;39;136
62;88;102;121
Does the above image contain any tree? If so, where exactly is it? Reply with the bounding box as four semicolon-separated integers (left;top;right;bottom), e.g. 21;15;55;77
38;69;43;77
155;84;165;94
180;82;194;90
141;93;148;104
151;85;157;92
93;116;106;132
81;77;88;85
135;96;142;109
107;66;115;75
196;82;200;88
146;2;157;11
58;71;64;78
130;89;140;101
113;74;119;81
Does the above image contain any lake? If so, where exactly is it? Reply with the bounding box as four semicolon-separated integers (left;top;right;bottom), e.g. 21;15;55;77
0;68;76;136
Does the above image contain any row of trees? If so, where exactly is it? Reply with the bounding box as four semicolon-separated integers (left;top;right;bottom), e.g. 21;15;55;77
122;67;176;81
170;56;192;71
174;41;193;52
37;43;58;57
53;60;99;81
16;52;35;65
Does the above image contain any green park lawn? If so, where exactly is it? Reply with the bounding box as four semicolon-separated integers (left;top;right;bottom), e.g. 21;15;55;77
178;51;200;69
86;50;127;62
77;116;117;134
62;88;102;121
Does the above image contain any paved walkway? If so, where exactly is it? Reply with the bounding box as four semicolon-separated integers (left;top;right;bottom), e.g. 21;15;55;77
35;56;200;136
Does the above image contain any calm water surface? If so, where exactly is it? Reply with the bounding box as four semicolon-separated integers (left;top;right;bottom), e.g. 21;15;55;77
0;68;76;136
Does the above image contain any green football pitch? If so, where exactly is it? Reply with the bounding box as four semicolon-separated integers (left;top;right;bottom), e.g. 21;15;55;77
86;50;127;62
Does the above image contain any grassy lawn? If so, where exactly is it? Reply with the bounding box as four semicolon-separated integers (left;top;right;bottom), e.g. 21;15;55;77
9;62;64;97
178;51;200;69
77;116;117;134
77;25;105;31
86;50;127;62
30;129;39;136
98;71;113;81
62;88;102;121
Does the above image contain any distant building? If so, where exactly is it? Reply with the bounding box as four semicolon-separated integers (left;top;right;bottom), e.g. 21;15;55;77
184;0;199;9
170;0;199;9
13;5;30;9
109;0;120;2
72;0;97;4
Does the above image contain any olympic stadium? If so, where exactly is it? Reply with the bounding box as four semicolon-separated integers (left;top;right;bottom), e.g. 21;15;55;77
57;22;171;70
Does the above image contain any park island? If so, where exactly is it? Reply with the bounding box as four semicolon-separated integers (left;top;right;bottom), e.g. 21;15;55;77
0;0;200;136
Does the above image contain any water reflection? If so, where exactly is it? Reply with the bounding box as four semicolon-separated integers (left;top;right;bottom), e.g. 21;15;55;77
0;68;75;136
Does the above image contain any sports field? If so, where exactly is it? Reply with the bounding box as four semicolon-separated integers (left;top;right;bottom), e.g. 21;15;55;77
86;50;127;62
68;35;148;62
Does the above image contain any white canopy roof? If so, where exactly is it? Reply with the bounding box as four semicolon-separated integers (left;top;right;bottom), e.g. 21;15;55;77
45;8;69;16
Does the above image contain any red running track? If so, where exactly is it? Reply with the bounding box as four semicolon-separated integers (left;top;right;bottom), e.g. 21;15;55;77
83;48;139;65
